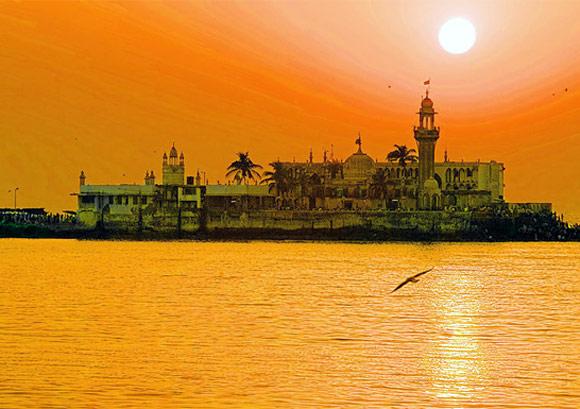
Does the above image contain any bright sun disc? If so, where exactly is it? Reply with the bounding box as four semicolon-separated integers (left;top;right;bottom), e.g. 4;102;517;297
438;17;476;54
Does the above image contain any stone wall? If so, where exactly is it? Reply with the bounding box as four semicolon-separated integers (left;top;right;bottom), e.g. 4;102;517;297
206;210;473;235
79;208;201;233
72;206;571;241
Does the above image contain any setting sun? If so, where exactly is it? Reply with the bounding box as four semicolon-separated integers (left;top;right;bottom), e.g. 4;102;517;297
438;17;477;54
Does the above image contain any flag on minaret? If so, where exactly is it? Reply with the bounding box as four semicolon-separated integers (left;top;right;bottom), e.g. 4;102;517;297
424;79;430;85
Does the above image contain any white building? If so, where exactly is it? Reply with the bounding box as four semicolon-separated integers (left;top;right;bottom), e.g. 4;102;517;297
77;145;203;231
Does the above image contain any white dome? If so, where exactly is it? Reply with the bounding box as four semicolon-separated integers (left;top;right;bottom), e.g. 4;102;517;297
423;177;440;193
344;152;375;179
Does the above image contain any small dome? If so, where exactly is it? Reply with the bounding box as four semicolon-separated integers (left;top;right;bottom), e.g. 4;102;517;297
423;177;440;193
344;151;375;179
421;97;433;108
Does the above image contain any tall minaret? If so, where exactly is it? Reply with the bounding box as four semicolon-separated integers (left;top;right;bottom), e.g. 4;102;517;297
414;89;440;209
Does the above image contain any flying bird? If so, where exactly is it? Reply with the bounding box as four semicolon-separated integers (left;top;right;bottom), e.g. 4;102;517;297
391;267;434;293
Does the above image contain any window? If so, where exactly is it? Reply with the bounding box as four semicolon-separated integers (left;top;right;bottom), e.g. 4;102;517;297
141;197;148;205
81;196;94;204
133;196;139;205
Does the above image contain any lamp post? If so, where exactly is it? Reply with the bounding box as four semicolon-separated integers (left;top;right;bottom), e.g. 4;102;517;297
8;187;19;209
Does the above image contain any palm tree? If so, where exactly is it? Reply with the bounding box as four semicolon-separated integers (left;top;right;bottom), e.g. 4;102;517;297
369;168;388;199
369;168;396;208
386;144;418;167
226;152;262;184
261;161;290;196
387;145;418;204
291;170;312;209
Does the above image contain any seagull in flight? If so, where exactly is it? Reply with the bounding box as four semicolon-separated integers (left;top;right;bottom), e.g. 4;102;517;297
391;268;434;293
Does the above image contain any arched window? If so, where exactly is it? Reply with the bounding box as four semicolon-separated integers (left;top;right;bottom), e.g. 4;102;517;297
397;168;401;178
433;173;442;189
448;194;457;206
445;168;451;183
432;194;440;210
423;193;430;209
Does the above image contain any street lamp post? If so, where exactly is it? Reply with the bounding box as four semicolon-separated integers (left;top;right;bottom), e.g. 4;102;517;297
8;187;19;209
13;187;19;209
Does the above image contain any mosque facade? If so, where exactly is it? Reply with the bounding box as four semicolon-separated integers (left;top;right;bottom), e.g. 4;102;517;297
277;91;504;211
76;91;506;230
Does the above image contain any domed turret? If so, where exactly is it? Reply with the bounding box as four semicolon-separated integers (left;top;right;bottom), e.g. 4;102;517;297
420;89;434;113
167;144;179;166
169;144;178;158
162;144;185;185
423;177;439;192
343;135;375;179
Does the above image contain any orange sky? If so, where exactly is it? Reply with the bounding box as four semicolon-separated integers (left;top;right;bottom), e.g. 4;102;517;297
0;1;579;220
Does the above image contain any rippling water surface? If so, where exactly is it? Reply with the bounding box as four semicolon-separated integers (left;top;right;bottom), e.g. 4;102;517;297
0;239;578;408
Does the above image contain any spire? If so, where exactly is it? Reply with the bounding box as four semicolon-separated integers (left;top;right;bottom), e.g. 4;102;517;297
444;148;448;162
309;147;313;163
355;132;362;153
169;143;178;158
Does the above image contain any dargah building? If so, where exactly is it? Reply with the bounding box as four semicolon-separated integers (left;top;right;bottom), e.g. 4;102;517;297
278;91;504;211
76;91;506;227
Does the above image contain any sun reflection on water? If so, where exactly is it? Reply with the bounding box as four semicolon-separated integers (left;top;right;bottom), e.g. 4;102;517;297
426;270;487;404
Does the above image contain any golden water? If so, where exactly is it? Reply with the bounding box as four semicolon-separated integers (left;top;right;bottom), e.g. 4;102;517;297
0;239;578;408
